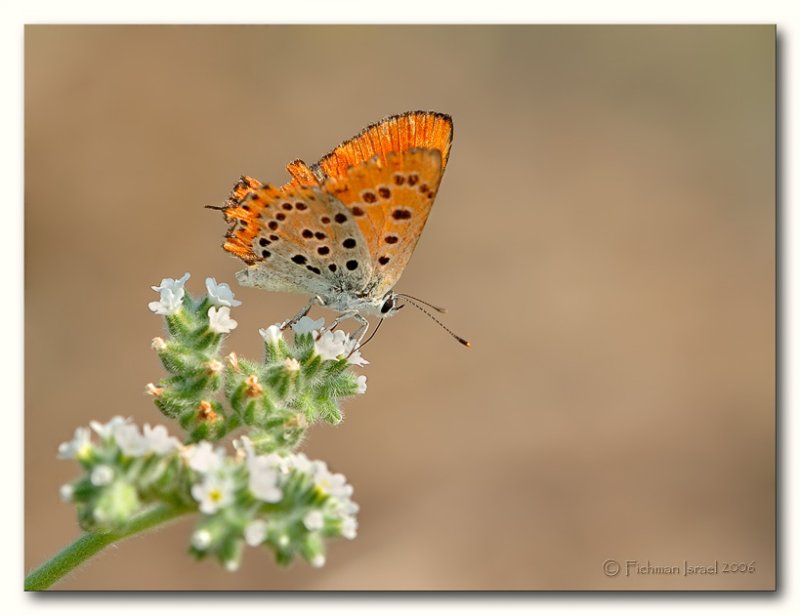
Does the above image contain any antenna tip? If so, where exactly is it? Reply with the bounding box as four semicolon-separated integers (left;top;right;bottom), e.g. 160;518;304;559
458;337;472;348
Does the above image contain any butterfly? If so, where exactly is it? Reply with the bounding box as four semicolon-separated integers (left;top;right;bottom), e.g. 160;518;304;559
214;111;467;346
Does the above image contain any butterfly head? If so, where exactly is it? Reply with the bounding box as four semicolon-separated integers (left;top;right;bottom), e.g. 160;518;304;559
331;289;403;319
378;291;404;319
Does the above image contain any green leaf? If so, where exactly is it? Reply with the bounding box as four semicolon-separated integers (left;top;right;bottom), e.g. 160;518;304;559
316;399;342;425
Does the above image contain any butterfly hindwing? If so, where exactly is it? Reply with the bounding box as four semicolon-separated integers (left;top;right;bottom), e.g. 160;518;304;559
222;181;373;294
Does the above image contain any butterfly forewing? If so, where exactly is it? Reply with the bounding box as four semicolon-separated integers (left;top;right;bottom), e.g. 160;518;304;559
322;148;444;298
313;111;452;181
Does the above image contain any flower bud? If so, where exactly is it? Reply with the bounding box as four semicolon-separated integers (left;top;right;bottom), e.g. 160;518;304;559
92;480;140;527
191;529;213;551
310;554;326;568
244;520;268;546
197;400;219;423
59;483;74;502
285;413;308;429
225;352;240;370
90;464;114;486
206;360;224;375
145;383;164;397
245;375;263;398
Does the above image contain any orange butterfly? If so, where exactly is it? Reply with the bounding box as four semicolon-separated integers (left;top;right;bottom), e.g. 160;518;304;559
214;111;467;345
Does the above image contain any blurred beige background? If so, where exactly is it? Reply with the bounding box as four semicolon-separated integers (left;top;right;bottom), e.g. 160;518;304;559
25;26;775;590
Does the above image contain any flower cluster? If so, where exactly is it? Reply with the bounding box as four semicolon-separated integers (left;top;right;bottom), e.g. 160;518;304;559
145;274;366;449
57;273;367;572
187;436;358;570
58;418;358;570
58;416;186;529
145;274;242;442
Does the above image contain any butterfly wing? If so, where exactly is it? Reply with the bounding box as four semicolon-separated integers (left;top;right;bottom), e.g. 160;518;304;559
322;148;445;298
221;182;373;296
282;111;452;188
219;111;452;302
313;111;452;181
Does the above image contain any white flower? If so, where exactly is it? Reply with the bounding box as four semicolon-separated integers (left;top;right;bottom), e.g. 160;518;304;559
347;347;369;367
90;464;114;486
114;423;149;457
341;335;369;366
303;510;325;531
244;519;268;546
249;471;283;502
234;435;256;459
285;453;357;523
293;316;325;336
205;277;242;307
185;441;224;474
259;324;283;344
58;427;92;459
237;436;284;502
311;328;367;364
341;516;358;540
314;464;353;501
152;272;191;293
284;358;301;372
340;499;360;516
191;529;213;550
148;272;190;315
143;424;179;455
355;374;367;395
239;436;286;469
192;473;235;514
208;306;237;334
90;416;129;440
247;454;283;503
314;329;350;361
285;452;314;474
148;293;182;315
59;483;74;502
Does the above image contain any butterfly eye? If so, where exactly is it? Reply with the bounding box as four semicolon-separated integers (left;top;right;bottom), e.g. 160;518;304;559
380;297;395;315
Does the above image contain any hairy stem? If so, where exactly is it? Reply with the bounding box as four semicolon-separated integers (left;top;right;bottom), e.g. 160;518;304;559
25;503;194;590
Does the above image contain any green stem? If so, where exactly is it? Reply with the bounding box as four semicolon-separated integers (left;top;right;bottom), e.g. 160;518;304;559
25;502;194;590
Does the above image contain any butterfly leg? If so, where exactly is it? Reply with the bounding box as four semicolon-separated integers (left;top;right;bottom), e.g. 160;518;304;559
319;313;369;348
322;312;354;334
280;295;323;331
351;314;370;346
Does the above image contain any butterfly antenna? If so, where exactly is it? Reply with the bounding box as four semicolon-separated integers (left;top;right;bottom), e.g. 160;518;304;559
357;317;385;349
205;204;227;211
401;297;471;348
397;293;448;313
